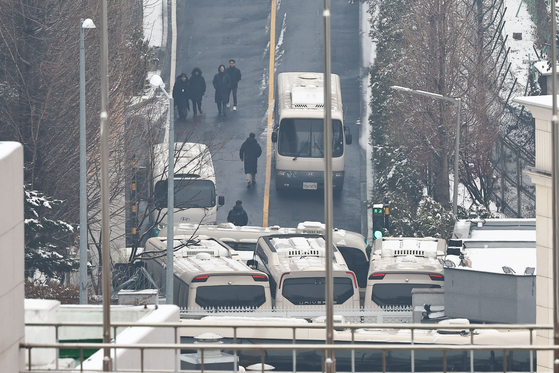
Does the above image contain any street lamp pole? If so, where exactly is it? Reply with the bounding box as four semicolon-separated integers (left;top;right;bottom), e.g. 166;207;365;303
150;74;175;305
79;18;95;305
390;86;461;217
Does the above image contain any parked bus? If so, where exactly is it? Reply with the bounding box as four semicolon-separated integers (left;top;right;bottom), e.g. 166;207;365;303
158;221;371;288
248;234;360;309
142;236;271;310
151;142;224;229
364;237;446;307
272;72;352;192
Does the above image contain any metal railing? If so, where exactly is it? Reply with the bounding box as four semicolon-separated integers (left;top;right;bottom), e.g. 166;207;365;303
21;321;553;373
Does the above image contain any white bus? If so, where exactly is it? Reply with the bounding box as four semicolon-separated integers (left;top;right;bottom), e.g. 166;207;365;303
248;234;360;309
272;72;352;192
158;221;371;288
364;237;446;307
151;142;224;230
142;236;272;310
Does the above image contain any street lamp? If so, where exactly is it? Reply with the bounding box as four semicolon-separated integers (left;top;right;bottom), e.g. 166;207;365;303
390;85;461;217
150;74;175;305
79;17;95;305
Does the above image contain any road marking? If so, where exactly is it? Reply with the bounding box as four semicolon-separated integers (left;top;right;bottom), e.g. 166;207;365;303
263;0;277;227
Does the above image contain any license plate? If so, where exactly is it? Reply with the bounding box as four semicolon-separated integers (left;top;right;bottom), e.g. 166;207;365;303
303;182;318;190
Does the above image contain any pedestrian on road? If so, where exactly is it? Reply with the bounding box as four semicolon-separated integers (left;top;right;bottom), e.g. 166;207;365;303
227;200;248;226
213;64;231;116
239;133;262;188
226;59;242;111
172;73;190;120
189;67;206;117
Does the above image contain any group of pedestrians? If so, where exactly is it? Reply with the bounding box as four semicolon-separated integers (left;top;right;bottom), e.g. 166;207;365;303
172;60;241;119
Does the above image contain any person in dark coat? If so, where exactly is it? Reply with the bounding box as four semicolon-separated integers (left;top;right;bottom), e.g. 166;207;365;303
227;200;248;226
189;67;206;117
172;73;190;120
212;65;231;116
239;133;262;187
225;59;242;111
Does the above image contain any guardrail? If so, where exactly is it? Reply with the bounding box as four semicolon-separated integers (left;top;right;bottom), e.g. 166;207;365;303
21;322;553;373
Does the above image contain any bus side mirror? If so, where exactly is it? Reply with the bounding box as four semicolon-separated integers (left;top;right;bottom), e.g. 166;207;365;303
344;126;352;145
153;180;167;209
218;195;225;206
271;131;278;143
247;259;257;269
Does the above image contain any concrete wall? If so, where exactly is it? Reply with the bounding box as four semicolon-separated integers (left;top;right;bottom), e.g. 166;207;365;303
78;304;180;371
514;95;555;372
0;142;25;373
444;268;536;323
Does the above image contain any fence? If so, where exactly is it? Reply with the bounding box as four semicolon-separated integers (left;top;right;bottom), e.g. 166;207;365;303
21;321;552;373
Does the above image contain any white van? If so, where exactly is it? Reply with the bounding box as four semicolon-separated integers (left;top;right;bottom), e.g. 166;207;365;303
142;236;272;310
151;142;224;229
158;221;371;288
249;234;360;309
364;237;445;307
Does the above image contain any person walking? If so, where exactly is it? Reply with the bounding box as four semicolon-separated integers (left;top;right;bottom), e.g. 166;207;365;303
213;64;231;116
226;59;242;111
239;133;262;188
189;67;206;117
227;200;248;226
172;73;190;120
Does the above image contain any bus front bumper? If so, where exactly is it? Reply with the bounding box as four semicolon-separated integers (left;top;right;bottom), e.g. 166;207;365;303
275;170;344;190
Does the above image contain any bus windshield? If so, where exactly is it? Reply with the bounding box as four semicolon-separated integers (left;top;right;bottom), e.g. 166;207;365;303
174;179;215;208
278;118;344;158
282;277;353;305
195;285;267;308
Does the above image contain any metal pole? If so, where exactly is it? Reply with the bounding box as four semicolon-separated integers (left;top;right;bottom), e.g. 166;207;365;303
167;95;175;305
323;0;335;372
100;0;112;370
79;19;88;305
453;98;461;218
550;0;559;368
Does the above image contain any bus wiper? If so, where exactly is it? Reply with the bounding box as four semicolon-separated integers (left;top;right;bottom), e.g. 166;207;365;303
313;142;324;156
293;141;310;160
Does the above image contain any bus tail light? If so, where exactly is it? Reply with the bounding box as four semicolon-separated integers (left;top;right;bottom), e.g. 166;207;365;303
429;274;444;281
192;275;209;283
346;271;358;288
278;272;290;289
369;273;385;280
252;274;268;282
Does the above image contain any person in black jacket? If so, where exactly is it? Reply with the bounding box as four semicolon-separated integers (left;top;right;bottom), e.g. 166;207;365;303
225;59;242;111
212;65;231;116
239;133;262;188
189;67;206;117
227;200;248;226
172;73;190;120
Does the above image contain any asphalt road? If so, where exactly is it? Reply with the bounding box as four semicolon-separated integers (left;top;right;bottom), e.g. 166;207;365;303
172;0;365;234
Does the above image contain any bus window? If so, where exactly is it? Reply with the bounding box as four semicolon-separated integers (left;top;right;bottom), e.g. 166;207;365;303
174;179;215;208
282;277;354;305
372;283;442;306
195;285;267;308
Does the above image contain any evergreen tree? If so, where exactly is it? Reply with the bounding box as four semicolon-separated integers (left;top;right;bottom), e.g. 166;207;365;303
25;188;78;280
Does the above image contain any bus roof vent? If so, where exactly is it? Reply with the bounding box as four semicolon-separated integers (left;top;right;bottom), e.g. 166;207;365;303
297;221;325;235
195;252;212;260
182;249;217;258
291;86;324;109
381;239;438;259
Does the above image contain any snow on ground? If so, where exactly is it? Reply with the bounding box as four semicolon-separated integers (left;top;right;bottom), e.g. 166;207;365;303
143;0;163;49
502;0;537;88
